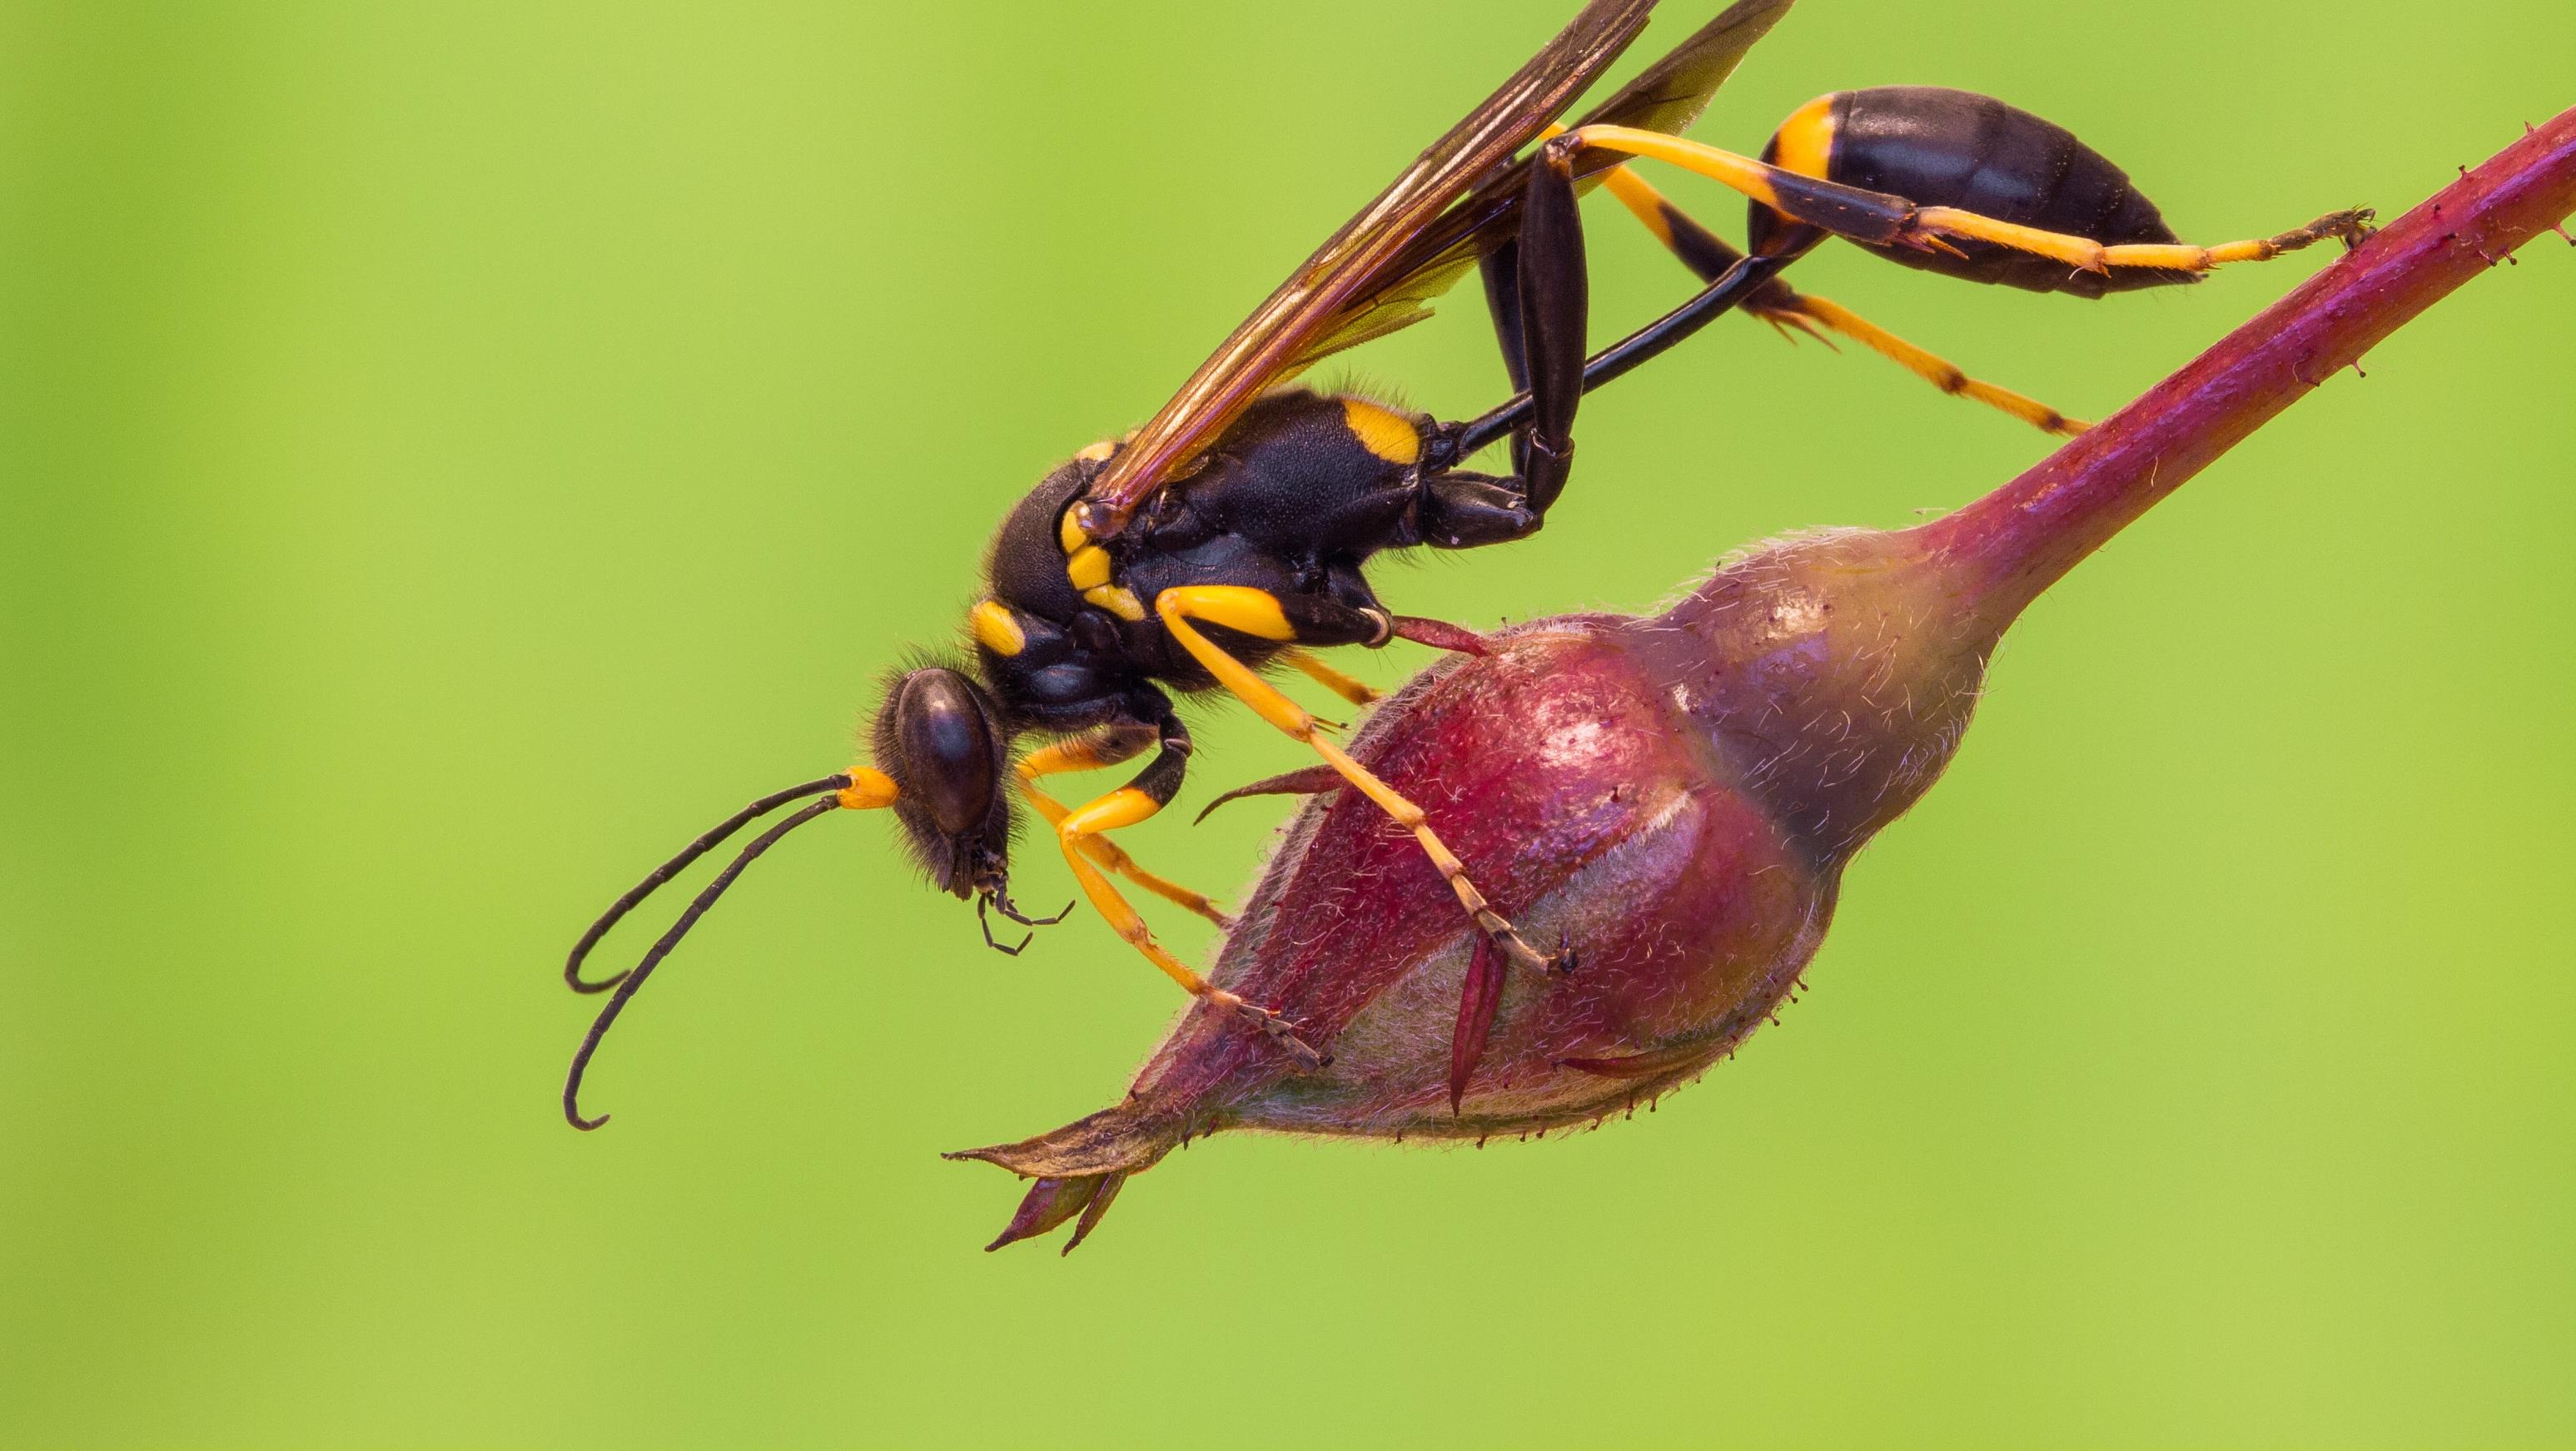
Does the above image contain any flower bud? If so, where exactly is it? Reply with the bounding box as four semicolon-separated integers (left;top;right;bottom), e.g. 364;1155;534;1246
956;525;2015;1250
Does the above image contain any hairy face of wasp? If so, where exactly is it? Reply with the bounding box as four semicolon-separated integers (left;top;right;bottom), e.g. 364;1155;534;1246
872;666;1014;901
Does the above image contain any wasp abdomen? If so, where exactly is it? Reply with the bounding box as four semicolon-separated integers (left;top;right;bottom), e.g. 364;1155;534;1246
1753;86;2187;298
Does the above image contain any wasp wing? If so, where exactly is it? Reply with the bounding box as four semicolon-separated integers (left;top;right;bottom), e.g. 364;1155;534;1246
1076;0;1659;538
1282;0;1798;374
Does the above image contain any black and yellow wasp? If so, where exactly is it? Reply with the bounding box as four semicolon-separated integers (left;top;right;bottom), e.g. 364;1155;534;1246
563;0;2366;1122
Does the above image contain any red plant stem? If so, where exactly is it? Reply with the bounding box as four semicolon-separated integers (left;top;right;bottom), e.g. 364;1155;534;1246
1919;107;2576;620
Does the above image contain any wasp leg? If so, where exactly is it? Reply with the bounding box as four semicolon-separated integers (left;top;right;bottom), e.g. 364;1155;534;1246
1051;701;1324;1069
1558;126;2373;281
1019;726;1231;928
1512;137;1586;516
1592;160;2088;435
1155;585;1569;978
1909;205;2375;277
1389;615;1491;656
1478;236;1532;405
1771;294;2086;435
1281;648;1381;707
1466;137;1585;519
1449;252;1789;464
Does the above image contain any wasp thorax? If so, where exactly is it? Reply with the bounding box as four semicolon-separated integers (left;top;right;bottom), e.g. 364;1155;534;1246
873;667;1013;897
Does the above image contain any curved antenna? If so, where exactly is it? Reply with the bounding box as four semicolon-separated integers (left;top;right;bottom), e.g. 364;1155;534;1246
565;776;852;993
562;796;845;1130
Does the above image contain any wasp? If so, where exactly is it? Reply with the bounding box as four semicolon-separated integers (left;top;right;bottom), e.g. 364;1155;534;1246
562;0;2368;1126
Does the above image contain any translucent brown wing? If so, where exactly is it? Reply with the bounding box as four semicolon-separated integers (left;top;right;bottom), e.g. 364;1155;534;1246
1075;0;1659;539
1284;0;1798;375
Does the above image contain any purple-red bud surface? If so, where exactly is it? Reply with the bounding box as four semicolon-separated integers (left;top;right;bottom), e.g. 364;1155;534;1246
957;527;2012;1249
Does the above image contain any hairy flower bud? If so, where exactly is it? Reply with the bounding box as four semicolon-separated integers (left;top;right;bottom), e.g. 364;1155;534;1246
953;526;2012;1250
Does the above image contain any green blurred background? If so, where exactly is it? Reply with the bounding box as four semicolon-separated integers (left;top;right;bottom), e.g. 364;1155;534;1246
5;0;2570;1444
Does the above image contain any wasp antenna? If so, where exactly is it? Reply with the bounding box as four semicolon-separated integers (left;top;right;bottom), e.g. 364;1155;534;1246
562;796;845;1130
565;775;853;994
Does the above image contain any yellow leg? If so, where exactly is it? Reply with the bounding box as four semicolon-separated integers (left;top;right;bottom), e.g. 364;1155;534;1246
1018;731;1231;927
1770;296;2089;435
1281;648;1381;707
1564;124;2371;279
1588;146;2086;436
1155;586;1564;976
1053;783;1322;1069
1565;125;1849;226
1912;205;2373;276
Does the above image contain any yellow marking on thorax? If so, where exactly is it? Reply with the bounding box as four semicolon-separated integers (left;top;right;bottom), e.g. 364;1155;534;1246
1055;502;1140;617
1084;584;1146;621
1067;544;1112;590
1340;397;1421;466
1770;93;1840;181
970;599;1027;656
1074;439;1116;463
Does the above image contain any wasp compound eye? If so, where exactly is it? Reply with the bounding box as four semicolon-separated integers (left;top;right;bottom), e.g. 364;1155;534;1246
894;669;999;837
874;666;1013;898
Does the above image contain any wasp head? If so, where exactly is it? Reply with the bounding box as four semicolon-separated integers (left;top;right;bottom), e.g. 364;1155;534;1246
873;664;1016;902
